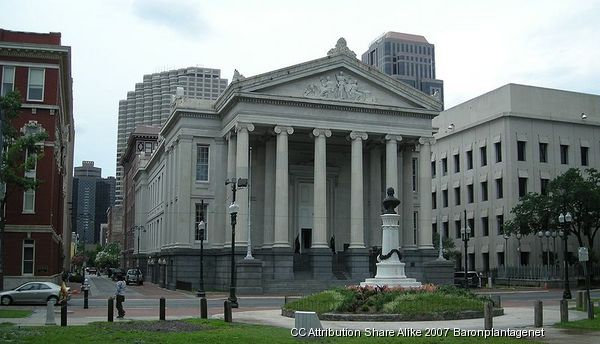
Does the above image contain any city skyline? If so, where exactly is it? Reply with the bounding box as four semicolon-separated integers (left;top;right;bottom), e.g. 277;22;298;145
1;0;599;176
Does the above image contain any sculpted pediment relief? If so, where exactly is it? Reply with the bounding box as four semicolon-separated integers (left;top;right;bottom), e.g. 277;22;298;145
303;70;377;103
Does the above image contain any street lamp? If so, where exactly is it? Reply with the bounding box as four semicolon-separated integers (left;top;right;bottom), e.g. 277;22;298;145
516;232;522;266
437;216;445;261
460;210;471;288
503;232;510;276
197;199;206;298
558;212;572;299
225;177;247;308
135;225;146;283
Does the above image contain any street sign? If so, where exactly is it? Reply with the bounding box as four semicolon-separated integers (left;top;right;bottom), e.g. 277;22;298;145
578;247;589;262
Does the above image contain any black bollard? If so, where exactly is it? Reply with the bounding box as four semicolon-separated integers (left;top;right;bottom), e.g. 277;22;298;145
484;301;493;330
560;299;569;323
108;297;114;322
159;297;166;321
84;289;89;309
224;300;232;323
534;300;543;328
60;303;67;326
200;297;208;319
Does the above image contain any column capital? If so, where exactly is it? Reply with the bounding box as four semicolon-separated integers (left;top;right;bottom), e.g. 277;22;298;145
274;125;294;135
312;128;332;138
349;131;368;141
384;134;403;142
418;136;436;145
235;122;255;133
225;130;236;141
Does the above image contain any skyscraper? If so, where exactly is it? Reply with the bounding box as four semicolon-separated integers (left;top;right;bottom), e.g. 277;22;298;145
115;67;228;204
362;32;443;103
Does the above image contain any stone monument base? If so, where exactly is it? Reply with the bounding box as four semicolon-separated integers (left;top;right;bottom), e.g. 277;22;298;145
360;261;422;288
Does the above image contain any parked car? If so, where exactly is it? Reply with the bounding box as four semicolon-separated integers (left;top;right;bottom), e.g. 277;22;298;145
453;271;482;288
0;282;71;306
125;268;144;286
110;268;125;281
85;267;97;275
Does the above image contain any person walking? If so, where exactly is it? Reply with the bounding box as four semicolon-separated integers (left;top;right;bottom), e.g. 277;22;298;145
115;274;126;318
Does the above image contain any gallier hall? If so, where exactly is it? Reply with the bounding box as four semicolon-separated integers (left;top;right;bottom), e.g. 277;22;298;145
129;39;448;293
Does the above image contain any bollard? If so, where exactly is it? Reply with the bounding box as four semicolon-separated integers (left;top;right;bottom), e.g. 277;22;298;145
200;297;208;319
224;300;232;323
576;290;584;310
108;297;114;322
489;295;501;308
484;301;493;330
45;300;56;326
534;300;543;328
560;299;569;323
159;297;166;321
84;289;89;309
60;303;67;327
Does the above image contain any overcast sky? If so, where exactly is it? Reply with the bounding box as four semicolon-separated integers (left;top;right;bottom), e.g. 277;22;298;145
1;0;599;177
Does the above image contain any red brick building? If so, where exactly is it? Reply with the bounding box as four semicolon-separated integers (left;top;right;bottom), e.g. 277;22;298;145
0;29;74;289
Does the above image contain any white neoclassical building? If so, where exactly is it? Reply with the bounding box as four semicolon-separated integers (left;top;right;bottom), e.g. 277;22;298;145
131;39;447;293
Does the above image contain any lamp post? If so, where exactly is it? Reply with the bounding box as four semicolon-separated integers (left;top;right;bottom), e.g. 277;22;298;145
460;210;471;288
558;212;572;299
135;225;146;282
516;232;522;266
225;177;248;308
437;215;445;260
197;199;206;298
503;233;510;276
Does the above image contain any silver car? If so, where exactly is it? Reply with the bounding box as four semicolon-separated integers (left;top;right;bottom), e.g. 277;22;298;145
0;282;70;305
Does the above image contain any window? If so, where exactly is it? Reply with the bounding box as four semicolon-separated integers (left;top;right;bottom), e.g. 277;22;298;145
518;177;528;197
1;66;15;96
496;215;504;235
498;252;505;267
517;141;526;161
481;181;488;201
454;186;461;205
496;178;503;199
27;68;44;101
541;178;549;195
442;190;448;207
560;145;569;164
195;145;209;182
468;218;475;238
494;142;502;162
194;202;208;241
581;146;589;166
442;158;448;176
442;221;449;238
432;192;437;209
23;149;37;213
453;153;460;173
413;211;418;246
482;217;489;236
412;158;417;191
480;146;487;166
466;150;473;170
539;143;548;163
431;161;436;178
22;239;35;275
455;220;462;239
467;184;474;203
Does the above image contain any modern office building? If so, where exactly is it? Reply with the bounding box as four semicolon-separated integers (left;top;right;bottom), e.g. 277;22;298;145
115;68;228;205
431;83;600;273
362;32;444;103
0;29;74;289
72;161;115;245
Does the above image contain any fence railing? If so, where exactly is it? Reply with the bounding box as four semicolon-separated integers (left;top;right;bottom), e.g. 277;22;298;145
493;264;599;281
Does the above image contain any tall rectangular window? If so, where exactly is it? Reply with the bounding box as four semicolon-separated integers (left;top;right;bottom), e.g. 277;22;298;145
517;141;526;161
518;177;528;197
442;221;449;238
581;146;589;166
541;178;549;195
454;186;461;205
481;181;488;201
466;150;473;170
480;146;487;166
467;184;474;203
195;145;209;182
23;149;37;213
539;143;548;163
560;145;569;164
27;68;44;101
194;202;208;241
1;66;15;96
412;158;418;191
482;217;489;236
442;158;448;176
431;161;436;178
22;239;35;275
496;215;504;235
432;192;437;209
453;153;460;173
468;218;475;238
494;142;502;163
496;178;503;199
455;220;462;239
442;190;448;207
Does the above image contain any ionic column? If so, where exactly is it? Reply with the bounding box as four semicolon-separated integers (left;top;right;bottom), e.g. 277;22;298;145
349;131;368;249
312;128;331;248
418;137;435;249
262;138;276;248
224;132;236;247
235;122;254;246
384;135;402;193
273;126;294;247
402;145;416;249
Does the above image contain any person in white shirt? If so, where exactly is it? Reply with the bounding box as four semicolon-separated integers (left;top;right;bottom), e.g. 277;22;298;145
115;274;126;318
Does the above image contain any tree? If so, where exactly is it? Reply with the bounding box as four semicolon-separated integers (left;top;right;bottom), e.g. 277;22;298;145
433;233;458;261
94;242;121;269
0;90;48;290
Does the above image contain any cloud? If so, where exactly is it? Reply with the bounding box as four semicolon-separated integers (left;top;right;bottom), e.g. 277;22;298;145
131;0;208;38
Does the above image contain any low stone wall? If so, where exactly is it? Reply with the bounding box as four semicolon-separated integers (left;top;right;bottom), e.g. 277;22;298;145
281;308;504;321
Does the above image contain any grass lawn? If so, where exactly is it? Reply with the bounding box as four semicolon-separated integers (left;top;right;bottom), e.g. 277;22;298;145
556;306;600;331
0;319;540;344
0;309;32;318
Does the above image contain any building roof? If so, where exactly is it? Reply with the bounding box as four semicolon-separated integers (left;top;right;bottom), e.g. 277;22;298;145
372;31;429;45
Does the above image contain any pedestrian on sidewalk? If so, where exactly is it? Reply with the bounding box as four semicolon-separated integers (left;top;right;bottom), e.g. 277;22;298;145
115;274;126;318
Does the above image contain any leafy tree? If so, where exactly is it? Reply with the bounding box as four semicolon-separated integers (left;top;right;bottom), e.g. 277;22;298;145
94;242;121;269
433;233;458;261
0;90;48;290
